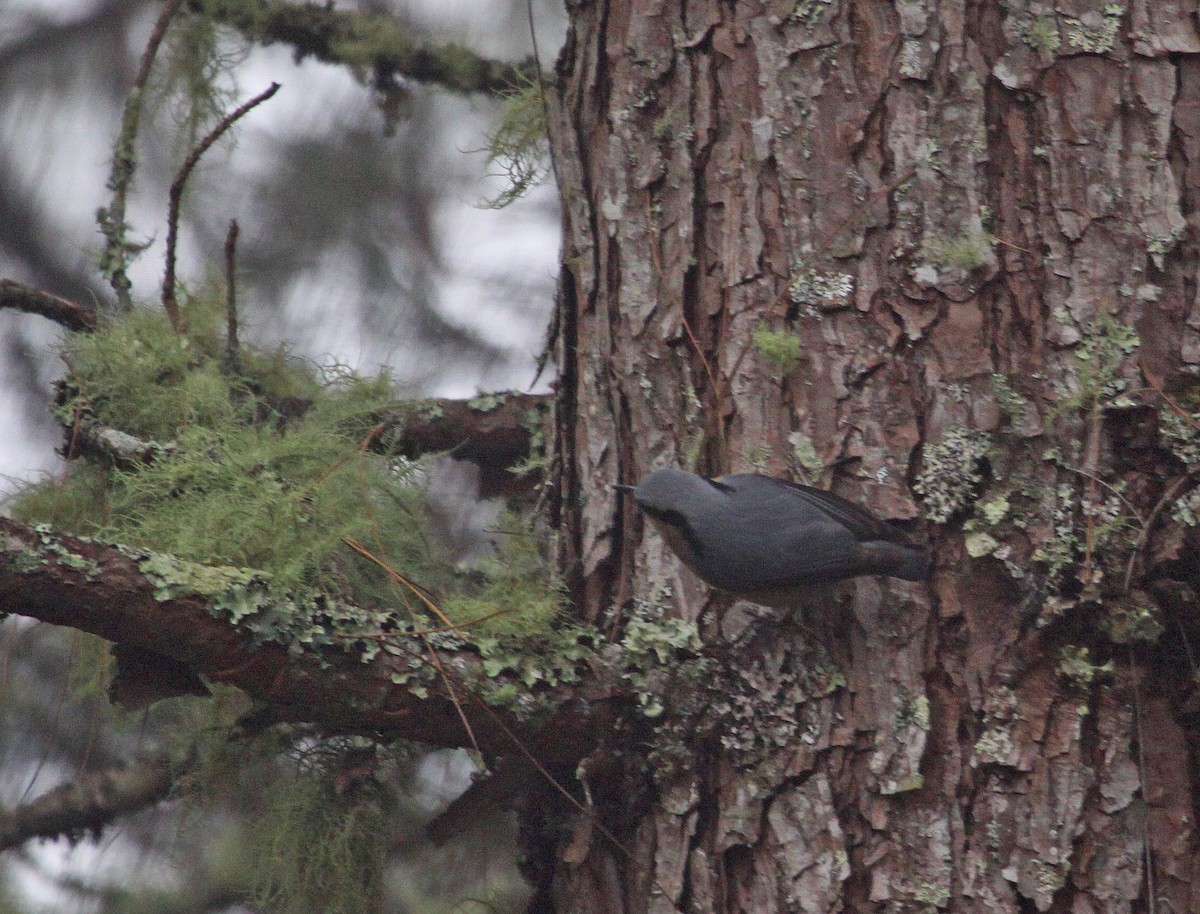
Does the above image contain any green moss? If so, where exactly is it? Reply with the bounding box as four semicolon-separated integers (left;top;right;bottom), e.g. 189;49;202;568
440;512;565;637
923;230;993;272
752;326;802;376
13;301;563;642
914;427;991;523
244;758;388;914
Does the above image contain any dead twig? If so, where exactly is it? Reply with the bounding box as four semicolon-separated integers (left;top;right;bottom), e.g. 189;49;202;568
162;83;280;335
0;280;96;332
1123;474;1194;593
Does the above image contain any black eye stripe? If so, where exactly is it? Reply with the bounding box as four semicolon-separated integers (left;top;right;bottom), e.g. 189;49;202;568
639;506;704;560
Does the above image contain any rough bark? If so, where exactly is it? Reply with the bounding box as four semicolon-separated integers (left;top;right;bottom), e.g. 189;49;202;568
544;1;1200;912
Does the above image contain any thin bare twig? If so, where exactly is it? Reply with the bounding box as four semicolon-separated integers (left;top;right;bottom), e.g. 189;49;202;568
1123;475;1194;593
1143;369;1200;430
99;0;185;311
341;537;486;767
162;83;280;335
470;698;684;911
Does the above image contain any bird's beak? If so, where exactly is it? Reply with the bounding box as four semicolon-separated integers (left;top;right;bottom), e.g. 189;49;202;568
613;484;637;495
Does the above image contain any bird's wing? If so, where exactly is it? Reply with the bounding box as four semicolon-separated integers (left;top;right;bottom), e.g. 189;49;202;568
720;473;915;545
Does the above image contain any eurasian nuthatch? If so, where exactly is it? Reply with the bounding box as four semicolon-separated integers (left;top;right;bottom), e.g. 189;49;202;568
618;468;929;605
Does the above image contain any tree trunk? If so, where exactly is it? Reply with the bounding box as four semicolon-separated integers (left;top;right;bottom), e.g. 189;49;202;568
543;1;1200;912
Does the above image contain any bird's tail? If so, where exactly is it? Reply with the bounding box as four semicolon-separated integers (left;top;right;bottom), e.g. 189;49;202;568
859;541;931;581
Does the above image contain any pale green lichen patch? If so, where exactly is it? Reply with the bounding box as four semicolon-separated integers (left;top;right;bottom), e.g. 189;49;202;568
1059;311;1139;411
899;694;931;732
1160;406;1200;466
620;617;706;718
1024;14;1061;57
465;392;506;412
914;427;991;523
788;263;855;311
791;0;833;27
880;774;926;796
476;626;594;690
788;430;826;476
1058;645;1113;688
974;727;1016;766
965;531;1000;558
1170;488;1200;527
1063;4;1124;55
992;375;1032;428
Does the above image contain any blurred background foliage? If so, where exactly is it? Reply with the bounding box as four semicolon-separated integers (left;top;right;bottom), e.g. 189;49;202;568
0;0;565;909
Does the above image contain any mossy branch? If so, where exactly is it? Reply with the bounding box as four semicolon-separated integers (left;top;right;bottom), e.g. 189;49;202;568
163;82;280;335
0;279;97;332
0;754;187;851
190;0;540;97
382;392;551;497
0;518;607;763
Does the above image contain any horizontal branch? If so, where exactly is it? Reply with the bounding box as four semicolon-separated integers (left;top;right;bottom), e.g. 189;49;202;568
383;392;550;496
0;757;180;850
194;0;539;96
0;279;97;332
56;387;550;496
0;519;615;765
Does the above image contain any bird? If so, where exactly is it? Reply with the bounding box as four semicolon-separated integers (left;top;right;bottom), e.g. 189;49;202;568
618;467;929;606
